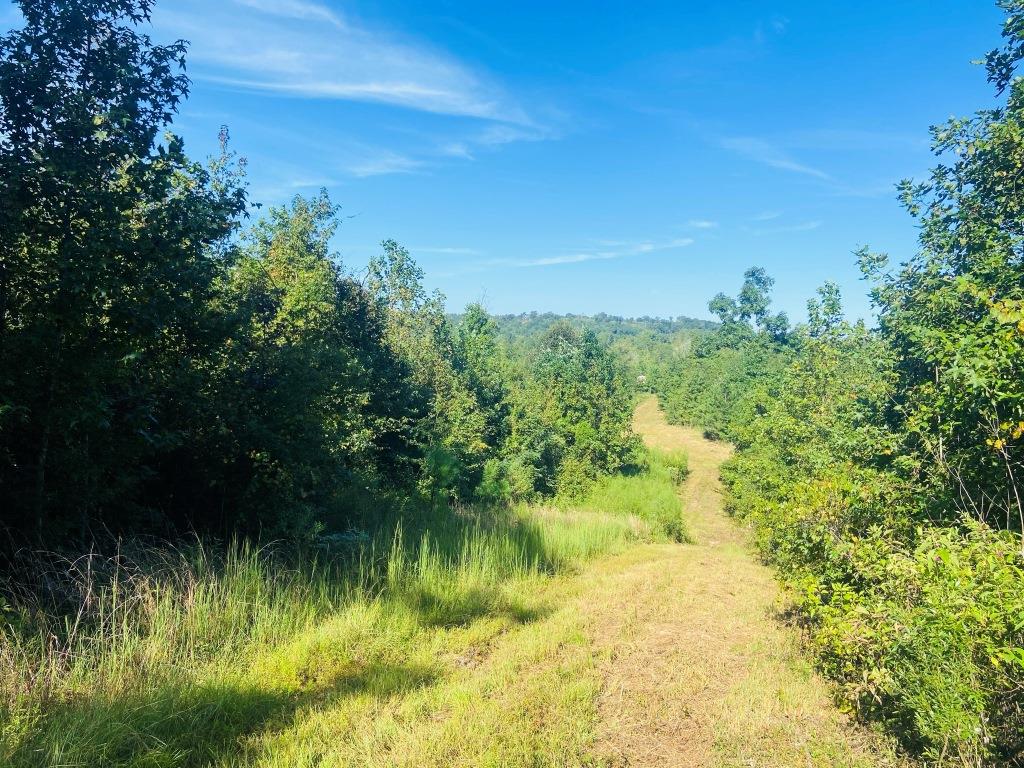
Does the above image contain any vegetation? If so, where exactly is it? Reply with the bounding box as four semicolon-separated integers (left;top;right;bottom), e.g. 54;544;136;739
4;0;1024;765
0;2;681;764
0;0;638;545
487;312;714;383
0;478;689;767
658;7;1024;761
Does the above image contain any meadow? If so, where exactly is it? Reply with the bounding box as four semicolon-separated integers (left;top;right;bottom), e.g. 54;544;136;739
0;447;686;767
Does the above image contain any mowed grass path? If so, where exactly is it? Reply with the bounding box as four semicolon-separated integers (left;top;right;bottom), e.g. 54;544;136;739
231;398;900;767
586;397;904;767
6;400;905;767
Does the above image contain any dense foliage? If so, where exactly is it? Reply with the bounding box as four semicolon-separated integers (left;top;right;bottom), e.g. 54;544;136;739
0;0;637;548
659;6;1024;760
487;312;714;389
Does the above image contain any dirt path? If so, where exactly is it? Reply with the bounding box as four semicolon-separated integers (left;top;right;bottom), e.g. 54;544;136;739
584;397;900;767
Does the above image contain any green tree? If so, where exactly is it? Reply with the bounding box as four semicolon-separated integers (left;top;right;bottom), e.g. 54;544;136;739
368;241;488;504
533;322;637;495
172;192;414;536
0;0;246;538
860;1;1024;534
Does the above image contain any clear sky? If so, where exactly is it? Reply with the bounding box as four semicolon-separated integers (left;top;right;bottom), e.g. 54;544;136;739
3;1;1010;321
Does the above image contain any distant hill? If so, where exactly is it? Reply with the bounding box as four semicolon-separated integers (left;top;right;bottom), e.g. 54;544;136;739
487;312;717;343
451;311;717;384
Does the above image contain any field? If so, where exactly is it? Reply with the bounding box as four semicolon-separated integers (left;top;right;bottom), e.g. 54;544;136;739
1;400;905;767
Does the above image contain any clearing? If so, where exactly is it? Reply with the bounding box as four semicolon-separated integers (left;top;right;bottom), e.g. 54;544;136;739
584;397;901;767
219;397;900;767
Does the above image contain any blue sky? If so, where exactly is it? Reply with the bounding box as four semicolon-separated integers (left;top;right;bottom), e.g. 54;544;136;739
3;1;1009;321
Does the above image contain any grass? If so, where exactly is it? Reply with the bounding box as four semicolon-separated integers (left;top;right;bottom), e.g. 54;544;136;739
570;449;690;542
589;398;907;768
0;447;686;768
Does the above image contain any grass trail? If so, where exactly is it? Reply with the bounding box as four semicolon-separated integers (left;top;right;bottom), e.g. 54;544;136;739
3;399;907;767
586;397;904;767
238;398;903;767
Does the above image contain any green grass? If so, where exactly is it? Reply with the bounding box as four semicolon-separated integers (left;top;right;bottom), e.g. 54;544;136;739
0;452;686;767
568;448;690;542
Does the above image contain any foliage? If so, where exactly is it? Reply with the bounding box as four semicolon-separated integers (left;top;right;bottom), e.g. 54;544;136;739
669;263;1024;762
658;27;1024;750
0;1;639;544
0;0;248;538
659;270;793;441
530;322;641;496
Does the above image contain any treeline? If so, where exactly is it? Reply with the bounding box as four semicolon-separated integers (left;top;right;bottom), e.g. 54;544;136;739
486;312;714;387
487;312;715;345
658;9;1024;764
0;0;637;548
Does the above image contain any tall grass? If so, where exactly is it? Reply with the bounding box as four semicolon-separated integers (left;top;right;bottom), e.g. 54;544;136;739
0;456;686;767
569;448;690;542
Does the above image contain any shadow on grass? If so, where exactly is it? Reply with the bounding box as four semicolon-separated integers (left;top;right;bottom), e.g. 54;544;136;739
399;583;551;628
7;660;440;768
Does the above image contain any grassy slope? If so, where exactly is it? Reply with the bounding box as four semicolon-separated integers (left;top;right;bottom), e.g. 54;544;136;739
2;400;909;767
1;453;683;766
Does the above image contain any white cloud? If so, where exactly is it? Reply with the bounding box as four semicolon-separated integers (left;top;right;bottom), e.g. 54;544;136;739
754;220;822;235
476;124;549;145
233;0;343;27
720;137;830;180
439;142;475;160
688;219;718;229
154;3;529;123
514;237;694;268
348;150;423;177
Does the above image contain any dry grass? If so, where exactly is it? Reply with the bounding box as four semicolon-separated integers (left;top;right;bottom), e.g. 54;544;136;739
583;397;907;767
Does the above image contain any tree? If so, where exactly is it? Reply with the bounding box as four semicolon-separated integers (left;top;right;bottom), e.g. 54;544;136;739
0;0;247;538
456;303;511;451
368;241;488;504
534;322;637;494
161;192;417;537
860;2;1024;533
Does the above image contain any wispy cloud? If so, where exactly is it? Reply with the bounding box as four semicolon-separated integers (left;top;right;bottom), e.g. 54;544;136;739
433;236;695;277
439;142;475;160
155;2;530;123
513;237;694;268
688;219;718;229
753;220;822;235
476;124;550;145
348;150;423;178
720;137;830;180
751;210;782;221
233;0;342;27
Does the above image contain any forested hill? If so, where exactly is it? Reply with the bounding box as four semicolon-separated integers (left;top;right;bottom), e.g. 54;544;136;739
465;312;717;381
486;312;716;339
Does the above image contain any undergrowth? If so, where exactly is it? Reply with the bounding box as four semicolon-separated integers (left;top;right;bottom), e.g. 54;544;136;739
0;447;686;767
